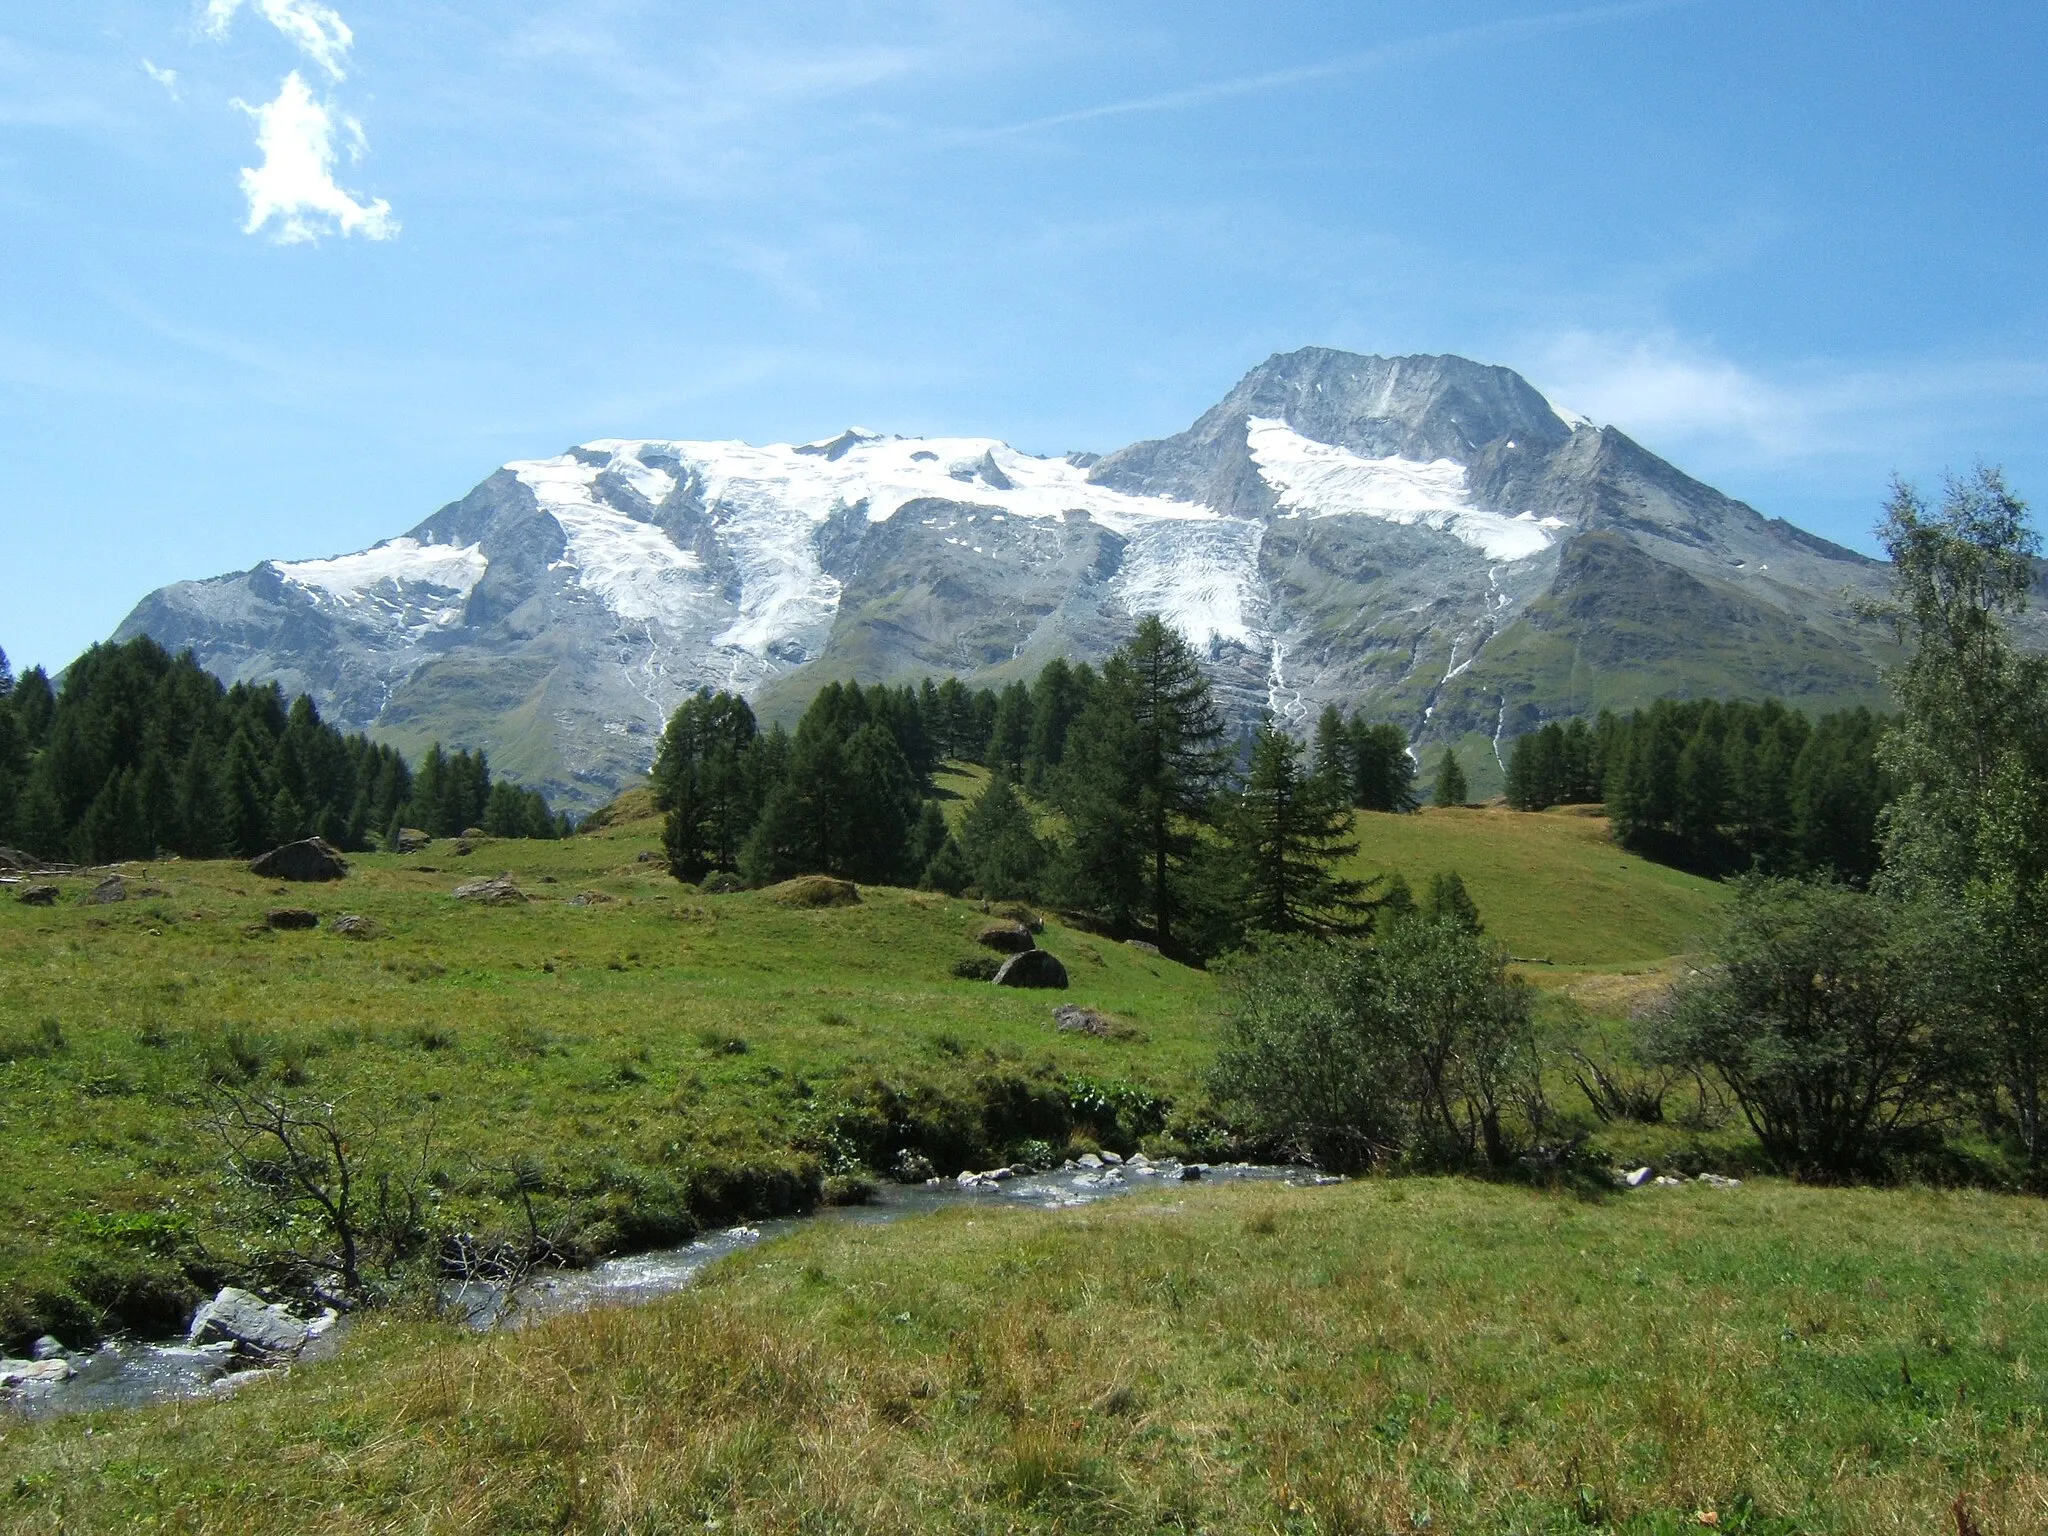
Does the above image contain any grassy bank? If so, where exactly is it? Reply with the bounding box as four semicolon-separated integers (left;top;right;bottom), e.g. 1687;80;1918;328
6;1176;2045;1532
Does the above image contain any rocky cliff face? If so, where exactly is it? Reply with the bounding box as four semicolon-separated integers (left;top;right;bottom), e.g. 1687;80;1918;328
114;348;1927;809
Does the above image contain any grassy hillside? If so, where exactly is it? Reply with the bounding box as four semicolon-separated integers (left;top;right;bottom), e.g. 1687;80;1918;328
1344;805;1730;970
6;1177;2044;1533
0;787;1722;1348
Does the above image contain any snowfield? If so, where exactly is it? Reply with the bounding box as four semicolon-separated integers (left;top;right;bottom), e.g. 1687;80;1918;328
272;538;489;635
287;418;1561;667
1245;416;1560;562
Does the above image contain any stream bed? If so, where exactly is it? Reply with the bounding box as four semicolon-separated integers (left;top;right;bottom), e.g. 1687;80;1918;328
10;1158;1333;1419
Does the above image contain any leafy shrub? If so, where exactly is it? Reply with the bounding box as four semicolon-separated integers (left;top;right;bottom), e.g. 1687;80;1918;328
1645;878;1966;1181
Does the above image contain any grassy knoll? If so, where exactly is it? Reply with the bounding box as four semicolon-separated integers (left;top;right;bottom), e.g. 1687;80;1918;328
7;1176;2046;1533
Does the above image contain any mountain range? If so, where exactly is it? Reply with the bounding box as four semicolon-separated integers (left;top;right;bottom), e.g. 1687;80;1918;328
113;348;1948;810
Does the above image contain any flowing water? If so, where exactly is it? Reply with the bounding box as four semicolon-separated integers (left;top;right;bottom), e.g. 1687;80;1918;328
10;1158;1332;1418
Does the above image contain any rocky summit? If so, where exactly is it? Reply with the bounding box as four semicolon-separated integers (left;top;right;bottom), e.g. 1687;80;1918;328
114;348;1956;810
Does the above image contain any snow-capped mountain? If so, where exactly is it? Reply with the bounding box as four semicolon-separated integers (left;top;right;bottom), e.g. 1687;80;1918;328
114;349;1916;808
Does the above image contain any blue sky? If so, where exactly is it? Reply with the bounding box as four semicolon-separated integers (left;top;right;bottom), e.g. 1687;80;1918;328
4;0;2045;673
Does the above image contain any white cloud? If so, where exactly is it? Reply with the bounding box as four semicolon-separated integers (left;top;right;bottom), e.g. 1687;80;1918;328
142;60;181;100
206;0;354;81
1525;328;2048;466
235;71;396;244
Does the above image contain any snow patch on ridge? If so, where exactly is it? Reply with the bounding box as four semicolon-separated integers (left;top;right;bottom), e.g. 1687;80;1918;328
1245;417;1559;561
273;537;487;633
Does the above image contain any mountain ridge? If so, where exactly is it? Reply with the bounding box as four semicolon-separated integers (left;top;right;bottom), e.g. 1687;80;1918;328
113;348;1935;809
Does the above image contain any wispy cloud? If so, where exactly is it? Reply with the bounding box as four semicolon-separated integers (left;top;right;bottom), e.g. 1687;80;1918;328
236;71;396;243
980;0;1701;135
142;60;181;101
205;0;354;81
1526;328;2048;464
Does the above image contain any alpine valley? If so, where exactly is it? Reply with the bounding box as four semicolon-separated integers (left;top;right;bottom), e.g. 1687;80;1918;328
113;348;1952;810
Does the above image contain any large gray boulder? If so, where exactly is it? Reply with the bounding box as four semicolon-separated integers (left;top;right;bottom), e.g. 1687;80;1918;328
452;874;527;905
16;884;57;906
249;838;350;882
186;1287;311;1359
993;949;1069;989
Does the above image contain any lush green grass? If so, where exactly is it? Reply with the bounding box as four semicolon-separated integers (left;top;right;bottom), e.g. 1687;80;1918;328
0;803;1211;1347
0;789;1728;1348
7;1176;2046;1533
1346;805;1730;971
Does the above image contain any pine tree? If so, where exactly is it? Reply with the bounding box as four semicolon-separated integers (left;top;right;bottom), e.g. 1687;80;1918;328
1423;870;1483;934
1351;720;1418;811
1058;616;1230;946
654;690;761;881
1223;724;1370;938
957;773;1044;900
1312;705;1351;794
986;683;1031;776
1431;748;1468;808
0;645;12;696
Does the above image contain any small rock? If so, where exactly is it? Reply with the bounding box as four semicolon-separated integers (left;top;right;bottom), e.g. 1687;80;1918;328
1125;939;1161;955
1624;1166;1654;1189
0;847;30;872
1100;1151;1124;1166
331;913;380;939
248;838;349;882
187;1286;311;1359
955;1170;985;1188
992;949;1068;989
265;908;319;931
394;829;431;854
1696;1172;1743;1188
988;1166;1015;1182
305;1308;340;1340
452;875;528;905
461;827;486;841
1654;1175;1686;1187
1053;1004;1125;1037
568;891;616;907
892;1149;936;1183
1127;1152;1151;1167
636;850;661;863
30;1336;67;1361
0;1357;73;1388
17;884;57;907
1181;1164;1204;1182
1077;1153;1103;1169
88;875;129;904
975;919;1035;954
452;839;474;857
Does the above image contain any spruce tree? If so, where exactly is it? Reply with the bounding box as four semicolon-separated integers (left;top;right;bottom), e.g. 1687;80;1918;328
1431;747;1468;808
1351;720;1418;811
1223;724;1370;938
0;645;12;696
1312;705;1351;793
958;773;1044;900
654;690;761;881
1423;870;1483;934
986;683;1031;776
1058;616;1229;946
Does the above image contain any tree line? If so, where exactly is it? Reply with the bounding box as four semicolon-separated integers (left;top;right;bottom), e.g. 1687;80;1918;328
1496;699;1890;882
656;620;1426;959
0;637;565;863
